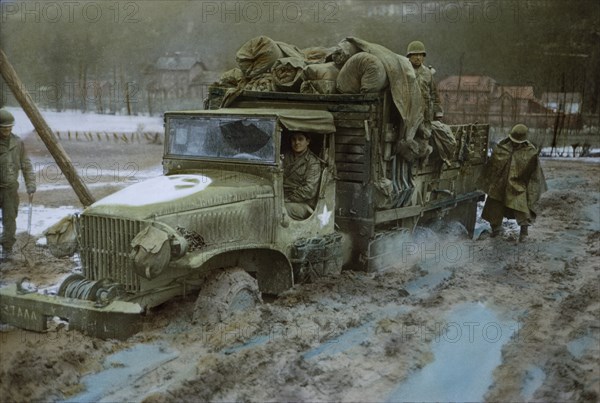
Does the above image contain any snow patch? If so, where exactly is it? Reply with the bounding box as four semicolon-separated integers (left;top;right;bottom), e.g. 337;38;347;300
92;174;212;207
4;106;163;138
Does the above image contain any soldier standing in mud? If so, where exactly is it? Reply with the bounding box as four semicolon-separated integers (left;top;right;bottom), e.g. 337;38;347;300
283;131;321;220
0;108;36;261
481;123;546;242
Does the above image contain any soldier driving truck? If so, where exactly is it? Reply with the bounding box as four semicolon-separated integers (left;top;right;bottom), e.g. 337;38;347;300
283;131;322;220
0;37;489;339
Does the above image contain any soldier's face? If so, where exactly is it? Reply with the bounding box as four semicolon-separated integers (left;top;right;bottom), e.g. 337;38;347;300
0;126;12;138
409;53;425;68
290;133;310;155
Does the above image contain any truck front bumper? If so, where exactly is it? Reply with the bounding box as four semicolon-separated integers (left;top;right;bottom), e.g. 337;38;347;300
0;284;143;339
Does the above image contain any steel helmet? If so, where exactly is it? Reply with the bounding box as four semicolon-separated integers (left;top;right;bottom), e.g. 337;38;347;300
406;41;427;56
509;123;528;143
0;108;15;127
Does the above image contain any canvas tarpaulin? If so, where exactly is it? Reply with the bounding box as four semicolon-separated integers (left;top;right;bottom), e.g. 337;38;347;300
272;57;306;92
343;37;424;145
186;108;336;134
301;62;339;94
336;52;388;94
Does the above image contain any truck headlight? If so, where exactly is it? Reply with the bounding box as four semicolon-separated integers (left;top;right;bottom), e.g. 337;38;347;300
129;225;171;279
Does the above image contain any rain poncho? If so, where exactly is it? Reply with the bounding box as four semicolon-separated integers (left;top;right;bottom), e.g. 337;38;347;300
481;137;547;219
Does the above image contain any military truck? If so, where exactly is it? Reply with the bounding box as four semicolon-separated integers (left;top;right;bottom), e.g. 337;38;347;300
0;88;488;339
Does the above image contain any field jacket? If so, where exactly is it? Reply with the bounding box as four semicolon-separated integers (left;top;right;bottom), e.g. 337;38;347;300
282;149;321;204
0;133;36;192
414;64;443;122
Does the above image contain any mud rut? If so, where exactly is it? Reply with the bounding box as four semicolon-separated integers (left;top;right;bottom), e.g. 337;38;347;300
1;155;598;402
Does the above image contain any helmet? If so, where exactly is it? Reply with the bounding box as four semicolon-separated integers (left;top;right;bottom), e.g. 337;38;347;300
509;123;528;143
406;41;427;56
0;108;15;127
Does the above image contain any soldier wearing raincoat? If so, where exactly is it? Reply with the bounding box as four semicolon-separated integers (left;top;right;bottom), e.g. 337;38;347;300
481;124;547;242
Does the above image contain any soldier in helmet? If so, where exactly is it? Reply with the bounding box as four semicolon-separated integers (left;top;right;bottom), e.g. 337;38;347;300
0;108;36;261
400;40;450;165
481;124;547;242
406;40;444;128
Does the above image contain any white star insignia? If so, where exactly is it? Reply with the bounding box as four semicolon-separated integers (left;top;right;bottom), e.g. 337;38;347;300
317;205;332;227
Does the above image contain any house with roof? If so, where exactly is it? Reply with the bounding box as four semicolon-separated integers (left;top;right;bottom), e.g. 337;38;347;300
540;92;583;130
145;53;209;100
491;86;551;127
540;92;582;114
437;75;500;124
437;75;557;128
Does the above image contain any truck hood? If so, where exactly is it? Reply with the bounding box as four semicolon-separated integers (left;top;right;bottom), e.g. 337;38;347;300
84;171;273;220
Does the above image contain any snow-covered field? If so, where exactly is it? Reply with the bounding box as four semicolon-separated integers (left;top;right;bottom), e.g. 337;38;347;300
4;106;163;138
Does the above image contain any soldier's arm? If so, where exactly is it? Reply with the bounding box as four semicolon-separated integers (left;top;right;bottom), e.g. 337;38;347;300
431;77;443;120
19;141;36;194
287;157;321;202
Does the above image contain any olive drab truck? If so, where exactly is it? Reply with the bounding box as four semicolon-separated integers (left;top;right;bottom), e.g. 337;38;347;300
0;88;488;339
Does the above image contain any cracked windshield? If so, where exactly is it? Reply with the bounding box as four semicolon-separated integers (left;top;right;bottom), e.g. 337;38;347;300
168;116;276;163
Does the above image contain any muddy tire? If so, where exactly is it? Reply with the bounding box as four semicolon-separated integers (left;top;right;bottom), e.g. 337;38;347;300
193;267;262;325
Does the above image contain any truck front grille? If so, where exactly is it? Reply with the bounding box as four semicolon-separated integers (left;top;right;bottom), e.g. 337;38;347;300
78;215;145;291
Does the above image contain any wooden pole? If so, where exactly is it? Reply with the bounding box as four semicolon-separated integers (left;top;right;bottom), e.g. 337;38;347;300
0;49;95;207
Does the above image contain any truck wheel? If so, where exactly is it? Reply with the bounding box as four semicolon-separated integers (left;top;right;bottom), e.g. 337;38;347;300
193;267;262;325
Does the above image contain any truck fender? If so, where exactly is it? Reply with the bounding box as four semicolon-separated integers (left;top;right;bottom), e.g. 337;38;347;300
197;248;294;296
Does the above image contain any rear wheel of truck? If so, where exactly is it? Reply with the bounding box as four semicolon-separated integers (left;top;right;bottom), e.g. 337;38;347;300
193;267;262;325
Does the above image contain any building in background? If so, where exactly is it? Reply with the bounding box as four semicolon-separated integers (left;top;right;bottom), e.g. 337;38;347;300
144;52;220;114
146;53;207;99
437;75;581;129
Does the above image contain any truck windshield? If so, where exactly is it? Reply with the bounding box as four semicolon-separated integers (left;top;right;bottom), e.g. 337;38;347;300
167;116;277;163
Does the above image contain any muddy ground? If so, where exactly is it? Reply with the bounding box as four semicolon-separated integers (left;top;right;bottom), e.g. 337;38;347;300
1;137;599;402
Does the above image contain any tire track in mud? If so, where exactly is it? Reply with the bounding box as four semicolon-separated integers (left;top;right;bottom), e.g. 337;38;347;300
480;161;600;402
100;229;506;402
91;270;430;402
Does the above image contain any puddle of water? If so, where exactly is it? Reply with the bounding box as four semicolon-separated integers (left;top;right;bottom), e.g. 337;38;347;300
64;343;178;403
387;302;518;402
567;334;598;359
302;322;371;360
301;305;412;361
582;200;600;231
404;268;452;297
521;365;546;401
221;305;413;361
222;334;271;355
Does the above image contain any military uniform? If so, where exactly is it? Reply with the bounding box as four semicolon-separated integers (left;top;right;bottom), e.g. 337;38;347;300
1;132;36;255
414;64;443;124
403;41;446;163
481;127;546;241
283;149;321;219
